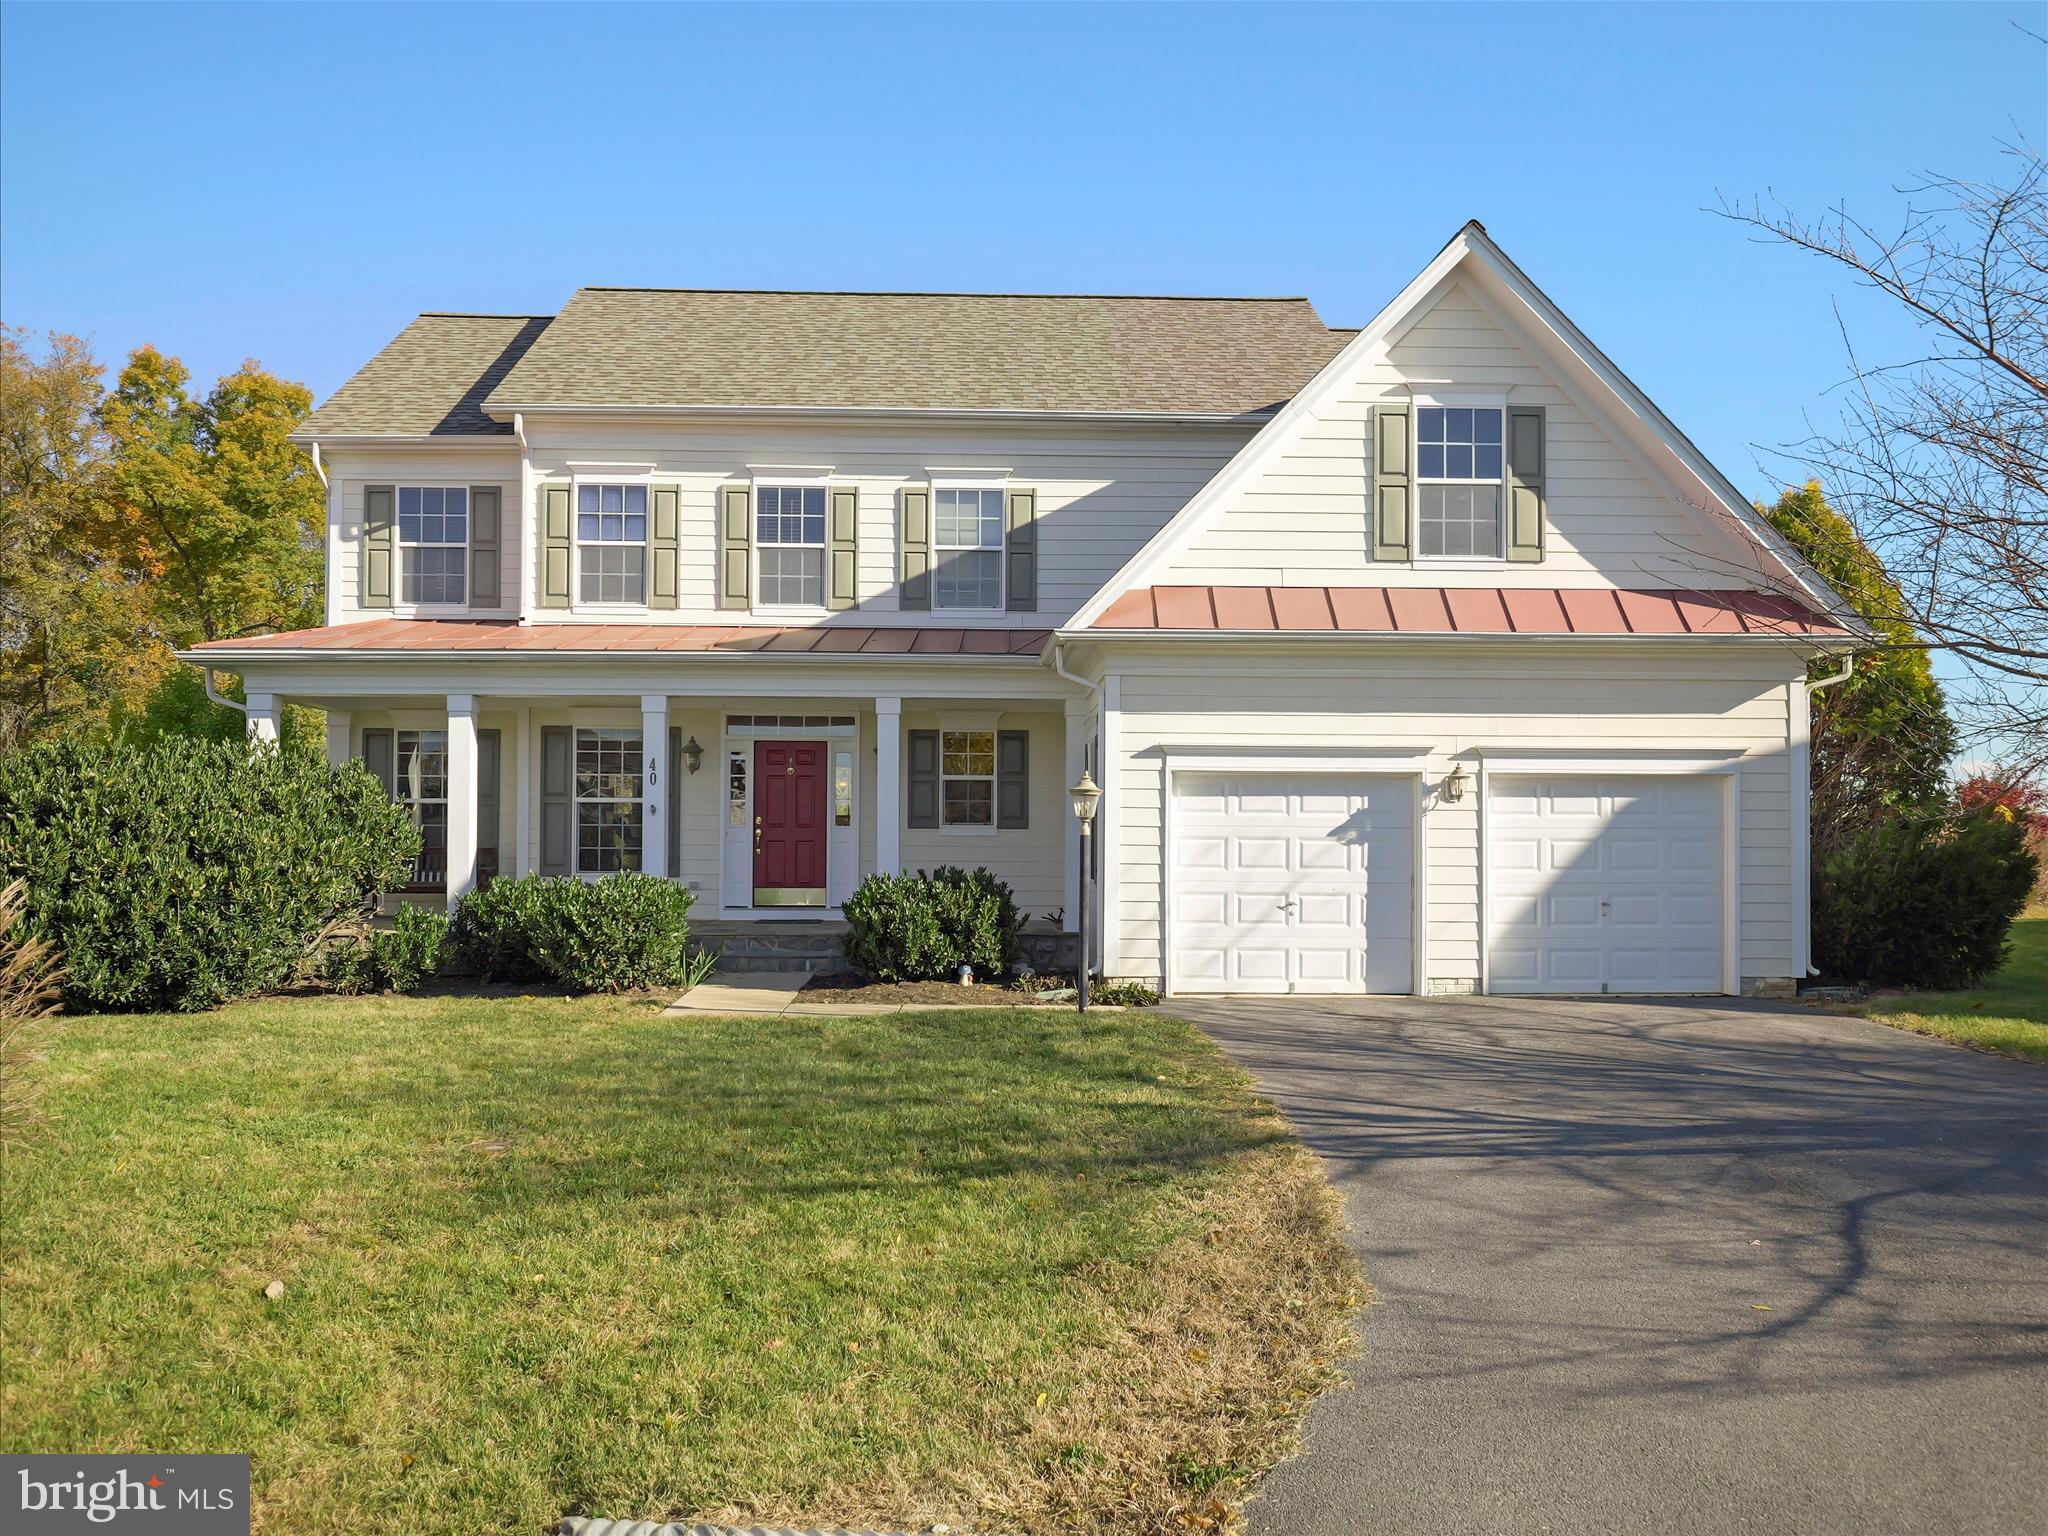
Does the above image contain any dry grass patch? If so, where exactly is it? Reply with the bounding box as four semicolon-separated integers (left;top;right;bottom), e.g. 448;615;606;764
2;994;1360;1535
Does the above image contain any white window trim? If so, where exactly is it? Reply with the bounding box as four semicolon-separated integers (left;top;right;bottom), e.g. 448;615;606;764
751;481;832;618
937;722;1001;835
573;725;645;876
393;484;472;611
570;474;654;611
929;481;1008;617
1411;392;1509;567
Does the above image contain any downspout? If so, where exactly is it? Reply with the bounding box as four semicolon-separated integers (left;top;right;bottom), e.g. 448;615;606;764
202;668;248;716
308;441;329;490
1799;653;1856;975
1050;641;1106;979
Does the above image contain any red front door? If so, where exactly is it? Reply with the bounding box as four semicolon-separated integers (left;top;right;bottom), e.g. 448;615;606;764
753;740;828;905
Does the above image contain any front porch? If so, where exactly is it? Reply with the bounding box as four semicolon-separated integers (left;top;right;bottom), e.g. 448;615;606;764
251;681;1094;947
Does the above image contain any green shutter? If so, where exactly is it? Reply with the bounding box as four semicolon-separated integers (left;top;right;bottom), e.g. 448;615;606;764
828;485;860;611
1372;405;1412;562
362;727;395;794
900;485;931;611
907;729;939;828
997;729;1029;828
1506;406;1546;563
538;484;573;609
650;484;681;609
469;486;502;608
540;725;573;874
477;728;501;879
1004;489;1037;613
718;485;751;609
362;485;395;609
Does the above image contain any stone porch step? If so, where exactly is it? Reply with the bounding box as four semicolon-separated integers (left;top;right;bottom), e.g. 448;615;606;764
691;919;852;974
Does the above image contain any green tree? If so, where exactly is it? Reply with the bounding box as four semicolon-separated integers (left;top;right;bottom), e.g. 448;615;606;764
0;328;160;753
1762;481;1956;855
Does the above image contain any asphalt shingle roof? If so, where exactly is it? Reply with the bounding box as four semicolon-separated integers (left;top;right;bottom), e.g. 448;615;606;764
301;314;550;437
302;290;1352;436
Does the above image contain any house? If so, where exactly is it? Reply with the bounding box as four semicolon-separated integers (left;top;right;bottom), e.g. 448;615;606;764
184;223;1862;998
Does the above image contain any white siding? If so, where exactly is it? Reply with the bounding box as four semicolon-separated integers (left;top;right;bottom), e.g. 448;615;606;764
323;447;523;627
900;709;1068;919
1104;647;1802;990
516;417;1250;626
1152;280;1738;591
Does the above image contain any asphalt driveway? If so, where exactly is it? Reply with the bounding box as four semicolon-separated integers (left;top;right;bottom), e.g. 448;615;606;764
1172;993;2048;1536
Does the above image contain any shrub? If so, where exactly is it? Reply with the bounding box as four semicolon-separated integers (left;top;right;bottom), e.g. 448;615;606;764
1812;808;2034;989
449;874;565;982
369;904;448;993
1;879;66;1145
0;736;418;1013
1095;979;1161;1008
451;873;703;992
842;866;1020;981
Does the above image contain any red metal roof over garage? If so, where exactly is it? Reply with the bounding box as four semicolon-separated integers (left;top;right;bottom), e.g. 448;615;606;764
1089;586;1852;636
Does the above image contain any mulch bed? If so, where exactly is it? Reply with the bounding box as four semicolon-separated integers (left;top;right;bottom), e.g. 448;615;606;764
802;972;1074;1005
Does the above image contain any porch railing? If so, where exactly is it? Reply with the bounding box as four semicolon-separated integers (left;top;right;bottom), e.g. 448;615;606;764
400;846;496;893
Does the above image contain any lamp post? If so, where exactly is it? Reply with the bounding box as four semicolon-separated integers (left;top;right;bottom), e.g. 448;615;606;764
1069;769;1102;1011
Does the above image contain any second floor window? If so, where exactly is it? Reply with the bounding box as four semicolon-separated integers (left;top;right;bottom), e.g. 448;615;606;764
578;484;647;604
757;485;826;607
399;487;467;604
934;488;1004;610
1417;407;1504;560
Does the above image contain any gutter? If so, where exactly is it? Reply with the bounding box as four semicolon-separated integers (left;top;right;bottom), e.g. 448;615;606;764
171;646;1049;665
1054;628;1862;648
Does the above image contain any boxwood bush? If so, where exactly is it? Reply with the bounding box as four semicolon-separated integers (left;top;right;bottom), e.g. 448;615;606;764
842;865;1020;981
451;872;704;991
1812;808;2034;989
0;736;418;1012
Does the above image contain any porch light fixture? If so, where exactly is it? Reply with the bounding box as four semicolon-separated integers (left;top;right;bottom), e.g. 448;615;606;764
682;736;703;774
1069;770;1102;1013
1443;763;1470;803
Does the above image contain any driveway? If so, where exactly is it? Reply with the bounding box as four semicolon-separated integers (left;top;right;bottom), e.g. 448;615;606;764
1171;994;2048;1536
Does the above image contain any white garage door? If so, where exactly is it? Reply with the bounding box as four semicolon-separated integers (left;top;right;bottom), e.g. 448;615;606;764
1487;774;1724;994
1171;772;1414;995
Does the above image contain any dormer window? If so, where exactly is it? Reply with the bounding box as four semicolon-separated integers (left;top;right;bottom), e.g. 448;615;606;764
1417;406;1504;559
578;484;647;604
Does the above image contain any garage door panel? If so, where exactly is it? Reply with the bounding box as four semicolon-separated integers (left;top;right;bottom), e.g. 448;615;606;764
1488;772;1725;995
1172;771;1413;996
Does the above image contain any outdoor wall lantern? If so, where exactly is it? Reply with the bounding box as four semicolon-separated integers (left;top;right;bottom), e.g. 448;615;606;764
682;736;704;774
1443;763;1470;803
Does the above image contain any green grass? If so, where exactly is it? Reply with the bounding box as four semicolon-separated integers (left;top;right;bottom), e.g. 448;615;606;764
0;995;1358;1535
1855;917;2048;1064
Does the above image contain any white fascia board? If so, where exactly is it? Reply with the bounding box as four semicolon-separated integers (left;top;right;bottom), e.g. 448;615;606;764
480;402;1275;428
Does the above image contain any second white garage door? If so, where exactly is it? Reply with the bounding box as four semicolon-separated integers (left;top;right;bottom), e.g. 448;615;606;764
1170;772;1414;995
1487;773;1726;995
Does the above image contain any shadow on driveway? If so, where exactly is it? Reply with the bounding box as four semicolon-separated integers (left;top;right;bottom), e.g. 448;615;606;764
1170;994;2048;1536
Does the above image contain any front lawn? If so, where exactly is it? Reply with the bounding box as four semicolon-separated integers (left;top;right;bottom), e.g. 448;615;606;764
0;996;1359;1535
1851;917;2048;1064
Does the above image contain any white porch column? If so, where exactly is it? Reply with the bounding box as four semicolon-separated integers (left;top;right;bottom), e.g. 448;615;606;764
324;709;352;768
446;694;479;909
514;707;533;878
246;692;280;750
640;694;669;879
1063;697;1092;931
874;695;902;876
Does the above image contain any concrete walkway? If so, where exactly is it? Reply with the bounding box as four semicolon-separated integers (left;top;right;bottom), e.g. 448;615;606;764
1170;992;2048;1536
662;972;1096;1017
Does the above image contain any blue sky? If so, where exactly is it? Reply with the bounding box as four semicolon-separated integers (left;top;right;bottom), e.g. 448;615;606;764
2;0;2041;505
